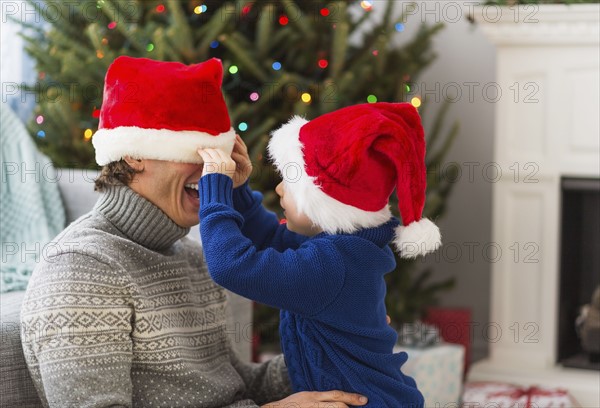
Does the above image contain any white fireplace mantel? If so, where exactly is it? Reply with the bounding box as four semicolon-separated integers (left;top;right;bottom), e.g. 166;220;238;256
474;4;600;46
469;5;600;407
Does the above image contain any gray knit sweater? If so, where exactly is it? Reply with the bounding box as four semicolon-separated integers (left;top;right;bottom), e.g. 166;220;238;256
20;185;290;408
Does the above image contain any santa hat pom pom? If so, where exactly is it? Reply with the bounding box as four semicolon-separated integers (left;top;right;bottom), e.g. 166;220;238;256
393;218;441;259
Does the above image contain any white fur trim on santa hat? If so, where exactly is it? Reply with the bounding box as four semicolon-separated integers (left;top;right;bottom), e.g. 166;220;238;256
393;218;441;259
92;126;236;165
268;116;392;234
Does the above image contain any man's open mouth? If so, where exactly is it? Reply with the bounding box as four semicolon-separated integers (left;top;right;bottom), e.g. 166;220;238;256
184;183;199;199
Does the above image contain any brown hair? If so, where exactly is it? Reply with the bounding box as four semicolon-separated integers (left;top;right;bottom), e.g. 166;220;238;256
94;159;142;192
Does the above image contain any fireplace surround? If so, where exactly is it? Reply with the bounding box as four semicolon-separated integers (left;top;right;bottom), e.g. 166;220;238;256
469;5;600;406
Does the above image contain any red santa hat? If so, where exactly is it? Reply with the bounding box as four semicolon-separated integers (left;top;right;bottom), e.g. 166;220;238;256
92;56;235;165
268;102;441;258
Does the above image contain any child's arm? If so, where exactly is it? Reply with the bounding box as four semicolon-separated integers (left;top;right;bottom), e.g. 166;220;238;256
226;134;308;251
198;172;345;317
232;181;308;251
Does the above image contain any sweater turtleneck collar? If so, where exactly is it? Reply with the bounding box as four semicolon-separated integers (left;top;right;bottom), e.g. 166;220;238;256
94;185;191;251
313;217;400;248
353;217;400;247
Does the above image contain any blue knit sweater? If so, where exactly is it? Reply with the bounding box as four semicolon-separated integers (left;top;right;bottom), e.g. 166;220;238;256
199;174;424;408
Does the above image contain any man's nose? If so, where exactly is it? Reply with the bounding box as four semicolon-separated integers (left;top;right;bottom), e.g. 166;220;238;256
275;182;283;196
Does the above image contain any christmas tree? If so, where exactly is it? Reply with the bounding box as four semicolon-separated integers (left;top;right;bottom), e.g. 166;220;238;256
18;0;457;350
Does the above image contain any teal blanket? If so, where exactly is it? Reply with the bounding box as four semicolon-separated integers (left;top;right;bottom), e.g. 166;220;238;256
1;104;65;293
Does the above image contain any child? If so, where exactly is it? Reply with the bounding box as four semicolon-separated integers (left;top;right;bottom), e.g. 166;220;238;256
197;103;441;408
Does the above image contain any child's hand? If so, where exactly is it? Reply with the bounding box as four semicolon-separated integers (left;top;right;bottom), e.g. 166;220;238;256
231;134;253;188
197;148;236;180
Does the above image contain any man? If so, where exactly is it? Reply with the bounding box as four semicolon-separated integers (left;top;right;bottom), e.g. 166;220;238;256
20;56;368;408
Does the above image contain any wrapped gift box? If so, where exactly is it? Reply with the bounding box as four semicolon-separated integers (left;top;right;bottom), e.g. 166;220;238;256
424;307;472;378
462;382;580;408
394;343;465;406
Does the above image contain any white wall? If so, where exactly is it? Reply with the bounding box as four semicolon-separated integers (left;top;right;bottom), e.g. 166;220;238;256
389;1;497;362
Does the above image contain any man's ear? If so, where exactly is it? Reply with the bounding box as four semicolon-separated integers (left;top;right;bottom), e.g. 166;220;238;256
123;156;145;171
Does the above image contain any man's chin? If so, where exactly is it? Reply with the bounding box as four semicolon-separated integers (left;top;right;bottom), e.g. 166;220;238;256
177;204;200;229
178;217;200;229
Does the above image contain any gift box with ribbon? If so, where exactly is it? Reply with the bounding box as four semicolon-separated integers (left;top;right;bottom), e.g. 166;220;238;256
462;381;580;408
395;343;465;406
424;307;472;378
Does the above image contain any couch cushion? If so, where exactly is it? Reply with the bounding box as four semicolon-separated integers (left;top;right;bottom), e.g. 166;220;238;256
0;290;43;407
56;169;100;223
